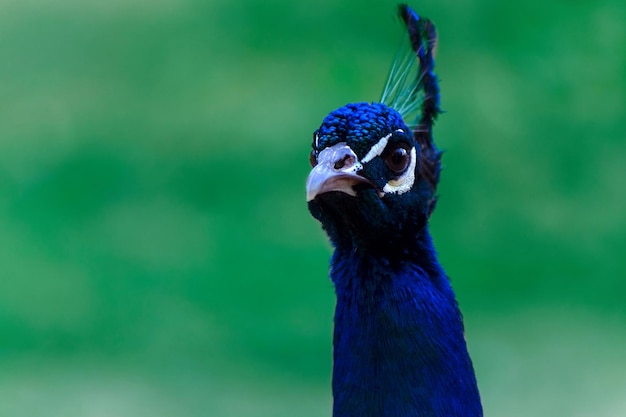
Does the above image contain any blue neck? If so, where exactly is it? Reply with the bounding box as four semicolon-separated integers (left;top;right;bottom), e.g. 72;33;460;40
330;230;482;417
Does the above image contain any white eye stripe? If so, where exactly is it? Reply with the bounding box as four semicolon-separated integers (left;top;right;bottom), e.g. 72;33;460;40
362;133;392;163
382;147;417;195
361;129;406;164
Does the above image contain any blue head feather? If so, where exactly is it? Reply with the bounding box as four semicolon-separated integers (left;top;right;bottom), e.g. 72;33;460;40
315;102;409;158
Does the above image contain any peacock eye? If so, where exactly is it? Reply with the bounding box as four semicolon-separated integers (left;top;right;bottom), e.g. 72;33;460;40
383;144;411;174
309;149;318;167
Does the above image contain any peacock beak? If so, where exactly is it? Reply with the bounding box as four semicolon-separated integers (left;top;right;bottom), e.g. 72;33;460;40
306;143;373;202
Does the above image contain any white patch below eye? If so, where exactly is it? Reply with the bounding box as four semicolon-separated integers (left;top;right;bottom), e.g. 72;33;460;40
382;147;417;195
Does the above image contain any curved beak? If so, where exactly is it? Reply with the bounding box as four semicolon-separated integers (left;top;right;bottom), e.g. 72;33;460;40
306;143;372;202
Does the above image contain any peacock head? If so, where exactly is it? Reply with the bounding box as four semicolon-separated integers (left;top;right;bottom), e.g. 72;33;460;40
306;5;441;253
306;101;439;252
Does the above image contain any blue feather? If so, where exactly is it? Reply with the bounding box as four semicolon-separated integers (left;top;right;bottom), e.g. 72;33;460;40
330;232;482;417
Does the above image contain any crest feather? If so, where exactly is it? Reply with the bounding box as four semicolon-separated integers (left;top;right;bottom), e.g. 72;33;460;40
381;4;442;214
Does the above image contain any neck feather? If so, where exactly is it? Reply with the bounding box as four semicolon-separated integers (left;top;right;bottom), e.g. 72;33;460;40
330;229;482;417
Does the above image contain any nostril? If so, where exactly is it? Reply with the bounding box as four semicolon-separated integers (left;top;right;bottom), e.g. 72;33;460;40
334;155;353;170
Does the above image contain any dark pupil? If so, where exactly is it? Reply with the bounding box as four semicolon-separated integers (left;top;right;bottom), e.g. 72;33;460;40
385;146;409;173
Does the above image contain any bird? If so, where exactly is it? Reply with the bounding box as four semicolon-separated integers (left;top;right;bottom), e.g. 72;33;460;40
305;4;483;417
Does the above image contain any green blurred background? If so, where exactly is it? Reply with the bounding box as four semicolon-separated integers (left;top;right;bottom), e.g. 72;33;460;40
1;0;625;416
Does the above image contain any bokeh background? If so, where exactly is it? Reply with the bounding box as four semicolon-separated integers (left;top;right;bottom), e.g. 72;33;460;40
1;0;625;416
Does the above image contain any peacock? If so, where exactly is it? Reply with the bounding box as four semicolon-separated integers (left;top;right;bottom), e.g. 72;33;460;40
305;5;483;417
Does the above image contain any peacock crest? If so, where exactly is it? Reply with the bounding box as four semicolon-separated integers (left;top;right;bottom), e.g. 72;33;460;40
381;4;443;215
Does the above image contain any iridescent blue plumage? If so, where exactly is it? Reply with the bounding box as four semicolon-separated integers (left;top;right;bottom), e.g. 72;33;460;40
315;103;409;158
306;5;482;416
